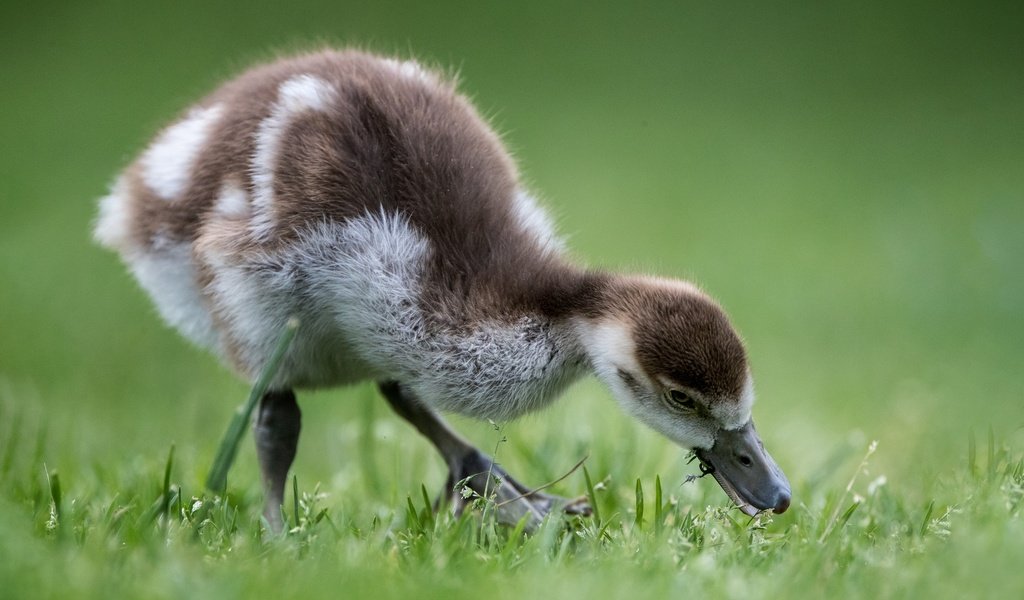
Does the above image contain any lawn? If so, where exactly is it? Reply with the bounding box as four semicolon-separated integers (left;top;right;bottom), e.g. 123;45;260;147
1;1;1022;598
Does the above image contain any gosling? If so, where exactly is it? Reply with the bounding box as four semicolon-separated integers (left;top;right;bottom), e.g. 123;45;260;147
94;49;791;532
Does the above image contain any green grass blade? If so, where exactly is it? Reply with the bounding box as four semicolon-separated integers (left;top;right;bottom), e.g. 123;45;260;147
45;465;61;521
919;500;935;537
582;466;602;525
634;478;644;529
836;501;860;532
206;318;299;493
420;483;435;529
406;496;422;531
500;514;530;561
654;474;663;536
162;444;175;514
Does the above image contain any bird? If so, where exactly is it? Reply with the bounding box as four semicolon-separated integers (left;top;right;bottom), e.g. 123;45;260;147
94;48;791;532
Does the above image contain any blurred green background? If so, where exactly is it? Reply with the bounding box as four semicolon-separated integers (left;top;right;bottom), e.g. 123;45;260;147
1;0;1022;520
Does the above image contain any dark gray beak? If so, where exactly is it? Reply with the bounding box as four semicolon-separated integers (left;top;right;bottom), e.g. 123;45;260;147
693;420;791;516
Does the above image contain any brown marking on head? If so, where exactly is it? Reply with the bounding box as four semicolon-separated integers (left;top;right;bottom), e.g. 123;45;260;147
608;277;748;404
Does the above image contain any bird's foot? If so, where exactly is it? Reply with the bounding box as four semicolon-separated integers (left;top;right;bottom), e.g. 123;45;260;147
442;449;592;530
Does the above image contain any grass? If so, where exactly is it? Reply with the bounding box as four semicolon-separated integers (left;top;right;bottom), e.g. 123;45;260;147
1;388;1022;599
2;1;1023;598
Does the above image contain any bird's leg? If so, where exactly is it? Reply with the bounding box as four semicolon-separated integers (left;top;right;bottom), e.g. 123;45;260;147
253;389;301;533
378;381;591;529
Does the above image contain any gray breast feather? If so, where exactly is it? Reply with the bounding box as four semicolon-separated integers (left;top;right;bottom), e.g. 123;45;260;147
246;211;584;418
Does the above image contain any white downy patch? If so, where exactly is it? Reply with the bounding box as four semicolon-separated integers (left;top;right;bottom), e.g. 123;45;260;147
250;74;337;239
93;175;133;250
575;317;649;420
125;239;219;351
511;190;566;255
712;373;755;431
140;104;223;200
576;318;639;380
214;181;249;218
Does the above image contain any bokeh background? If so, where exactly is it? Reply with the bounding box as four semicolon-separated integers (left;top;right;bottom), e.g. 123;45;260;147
1;0;1022;536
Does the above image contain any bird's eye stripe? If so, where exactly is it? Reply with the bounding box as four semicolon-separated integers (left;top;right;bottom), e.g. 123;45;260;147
617;369;645;396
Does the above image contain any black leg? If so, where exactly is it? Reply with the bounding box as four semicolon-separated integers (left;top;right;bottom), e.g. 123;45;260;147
253;389;301;533
378;381;591;529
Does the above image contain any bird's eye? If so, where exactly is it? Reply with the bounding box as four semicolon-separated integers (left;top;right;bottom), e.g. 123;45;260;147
668;389;696;411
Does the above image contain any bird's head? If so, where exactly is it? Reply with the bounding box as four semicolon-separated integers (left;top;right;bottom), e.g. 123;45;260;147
577;276;791;515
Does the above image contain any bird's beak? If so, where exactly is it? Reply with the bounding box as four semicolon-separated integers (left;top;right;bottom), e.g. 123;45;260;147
693;419;791;516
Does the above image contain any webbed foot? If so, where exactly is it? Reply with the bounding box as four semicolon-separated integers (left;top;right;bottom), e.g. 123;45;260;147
444;450;592;529
378;381;591;531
